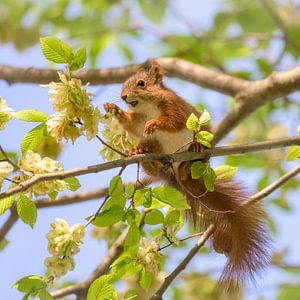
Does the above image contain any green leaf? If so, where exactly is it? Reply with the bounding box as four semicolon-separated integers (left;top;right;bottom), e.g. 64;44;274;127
92;205;125;227
40;36;73;64
198;109;211;126
191;161;206;179
0;238;9;251
124;223;140;249
12;275;46;293
69;48;87;71
125;183;135;198
39;288;53;300
144;209;164;225
186;113;199;131
21;123;47;155
138;0;168;24
103;195;126;211
14;110;48;123
197;130;214;148
0;196;14;216
109;175;124;197
133;188;151;207
277;285;300;300
214;165;237;181
65;177;81;192
152;186;190;210
203;166;217;192
165;210;180;225
47;191;58;200
16;195;37;228
286;146;300;161
124;290;138;300
87;275;117;300
139;268;152;291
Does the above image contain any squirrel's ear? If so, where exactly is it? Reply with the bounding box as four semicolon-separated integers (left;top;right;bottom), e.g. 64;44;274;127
144;59;164;84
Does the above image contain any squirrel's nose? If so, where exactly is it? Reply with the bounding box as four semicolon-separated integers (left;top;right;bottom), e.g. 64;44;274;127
121;94;128;101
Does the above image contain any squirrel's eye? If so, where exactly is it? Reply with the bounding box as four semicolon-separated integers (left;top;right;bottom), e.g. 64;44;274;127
137;80;145;87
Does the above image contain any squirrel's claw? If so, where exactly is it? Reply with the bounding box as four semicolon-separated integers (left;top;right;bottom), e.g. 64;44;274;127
143;119;160;137
103;102;124;118
129;146;145;156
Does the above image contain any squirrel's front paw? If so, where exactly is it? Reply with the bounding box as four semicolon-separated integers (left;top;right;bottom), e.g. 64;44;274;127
103;103;124;119
144;119;160;137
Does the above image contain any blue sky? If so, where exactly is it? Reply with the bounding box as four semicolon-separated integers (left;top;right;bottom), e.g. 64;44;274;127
0;1;300;299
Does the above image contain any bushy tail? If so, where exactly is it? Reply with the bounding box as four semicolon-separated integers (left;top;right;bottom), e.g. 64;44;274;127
161;166;271;291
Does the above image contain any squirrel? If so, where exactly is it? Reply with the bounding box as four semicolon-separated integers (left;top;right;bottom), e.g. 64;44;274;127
104;60;270;291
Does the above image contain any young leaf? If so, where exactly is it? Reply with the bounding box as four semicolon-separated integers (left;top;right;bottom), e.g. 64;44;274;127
47;191;58;200
14;110;48;123
214;165;237;181
87;275;117;300
0;238;9;251
144;209;164;225
125;183;135;198
203;166;217;192
197;130;214;148
186;113;199;131
139;268;152;291
16;195;37;228
92;205;124;227
124;223;140;249
286;146;300;161
109;175;124;197
65;177;81;192
12;275;46;293
21;123;47;155
69;48;87;71
198;109;211;126
40;36;73;64
152;186;190;210
191;161;206;179
0;196;14;216
39;288;53;300
165;210;180;225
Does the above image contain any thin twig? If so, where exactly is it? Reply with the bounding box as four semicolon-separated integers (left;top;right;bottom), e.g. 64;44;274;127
0;145;18;169
95;134;127;157
243;164;300;206
158;231;204;251
150;224;215;300
0;206;18;243
84;166;126;227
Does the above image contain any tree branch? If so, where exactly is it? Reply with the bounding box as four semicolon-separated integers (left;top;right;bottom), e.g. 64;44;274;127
150;224;215;300
0;206;18;243
243;163;300;206
1;136;299;200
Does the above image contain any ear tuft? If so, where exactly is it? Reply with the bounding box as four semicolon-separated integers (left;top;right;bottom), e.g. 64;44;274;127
144;59;164;84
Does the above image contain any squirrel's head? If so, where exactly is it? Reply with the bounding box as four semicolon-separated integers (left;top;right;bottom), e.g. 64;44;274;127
121;60;164;111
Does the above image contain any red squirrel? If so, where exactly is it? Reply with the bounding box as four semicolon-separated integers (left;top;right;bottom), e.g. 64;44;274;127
104;60;270;291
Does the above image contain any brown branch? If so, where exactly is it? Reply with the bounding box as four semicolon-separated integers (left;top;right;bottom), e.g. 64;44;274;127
0;206;18;243
150;224;215;300
35;188;107;208
243;163;300;206
1;136;299;201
